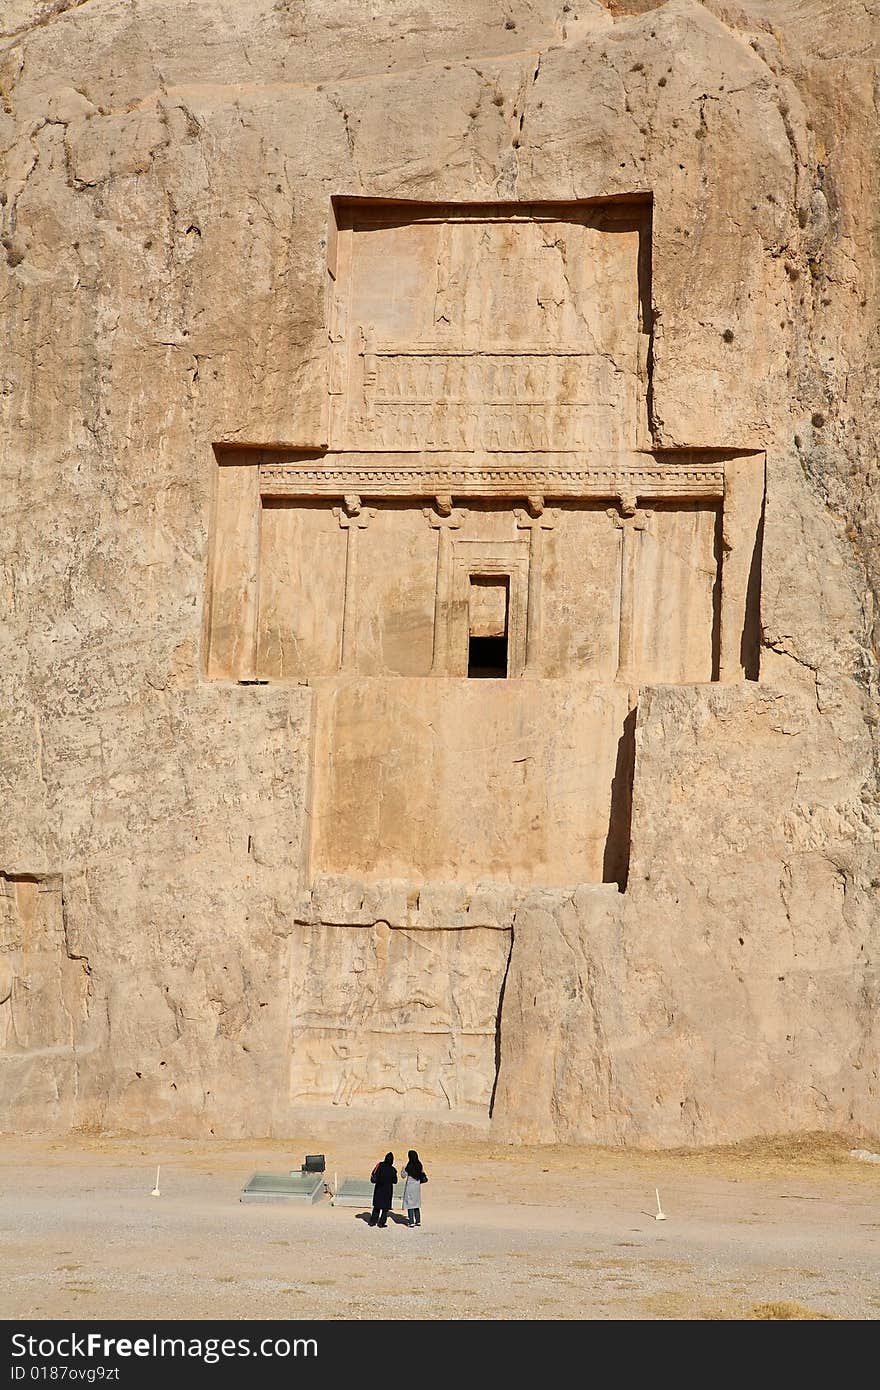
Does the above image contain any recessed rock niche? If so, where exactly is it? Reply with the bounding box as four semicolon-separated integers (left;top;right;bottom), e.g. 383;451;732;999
205;198;764;1116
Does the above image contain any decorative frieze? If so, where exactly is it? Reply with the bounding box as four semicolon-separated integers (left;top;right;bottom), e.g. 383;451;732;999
259;453;726;502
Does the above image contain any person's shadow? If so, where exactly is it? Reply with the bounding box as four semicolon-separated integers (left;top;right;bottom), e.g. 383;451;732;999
355;1211;409;1225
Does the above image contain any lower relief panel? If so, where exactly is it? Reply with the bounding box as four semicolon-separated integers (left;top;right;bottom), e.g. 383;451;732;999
0;874;89;1054
0;873;91;1129
290;922;510;1116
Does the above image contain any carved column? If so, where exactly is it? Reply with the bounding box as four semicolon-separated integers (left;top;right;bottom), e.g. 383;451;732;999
334;494;376;672
423;495;467;674
608;496;652;683
514;495;557;674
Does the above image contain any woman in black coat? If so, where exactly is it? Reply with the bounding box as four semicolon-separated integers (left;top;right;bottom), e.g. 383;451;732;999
368;1152;397;1227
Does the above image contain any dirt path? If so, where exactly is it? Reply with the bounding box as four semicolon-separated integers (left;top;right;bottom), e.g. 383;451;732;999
1;1133;877;1320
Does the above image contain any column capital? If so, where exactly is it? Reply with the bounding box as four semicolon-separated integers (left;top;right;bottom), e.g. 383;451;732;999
515;505;557;532
335;496;376;529
607;504;652;532
423;503;467;530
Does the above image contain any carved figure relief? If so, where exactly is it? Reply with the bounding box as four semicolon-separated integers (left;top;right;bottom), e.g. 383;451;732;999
356;347;630;451
0;874;89;1054
289;922;510;1113
331;203;647;453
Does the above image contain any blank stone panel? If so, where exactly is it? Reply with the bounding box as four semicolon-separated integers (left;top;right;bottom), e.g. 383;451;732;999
348;219;438;342
256;502;345;679
355;504;436;676
633;504;720;684
309;678;632;886
541;506;621;678
455;503;519;544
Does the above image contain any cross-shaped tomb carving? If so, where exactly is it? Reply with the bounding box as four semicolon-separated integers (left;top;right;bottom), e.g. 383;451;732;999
205;198;765;902
207;199;764;690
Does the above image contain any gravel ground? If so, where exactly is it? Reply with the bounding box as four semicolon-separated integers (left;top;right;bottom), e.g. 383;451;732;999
1;1133;877;1320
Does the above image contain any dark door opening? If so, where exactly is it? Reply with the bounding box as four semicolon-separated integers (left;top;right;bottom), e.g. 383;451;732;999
468;575;509;678
468;635;508;678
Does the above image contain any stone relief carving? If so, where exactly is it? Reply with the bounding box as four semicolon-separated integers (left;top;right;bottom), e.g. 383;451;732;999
289;921;510;1113
0;874;89;1054
329;202;648;453
355;343;631;451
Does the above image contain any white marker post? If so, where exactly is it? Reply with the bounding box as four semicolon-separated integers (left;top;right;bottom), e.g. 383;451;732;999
654;1187;666;1221
151;1165;161;1198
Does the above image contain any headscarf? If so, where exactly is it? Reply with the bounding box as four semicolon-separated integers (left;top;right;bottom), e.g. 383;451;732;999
404;1149;424;1180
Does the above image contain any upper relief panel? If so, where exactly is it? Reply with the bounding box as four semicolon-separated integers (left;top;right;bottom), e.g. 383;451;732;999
328;200;651;454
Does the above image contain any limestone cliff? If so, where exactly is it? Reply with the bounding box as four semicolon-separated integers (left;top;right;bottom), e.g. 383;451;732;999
1;0;877;1143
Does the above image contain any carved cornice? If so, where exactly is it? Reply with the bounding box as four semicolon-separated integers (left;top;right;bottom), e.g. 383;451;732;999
259;453;726;501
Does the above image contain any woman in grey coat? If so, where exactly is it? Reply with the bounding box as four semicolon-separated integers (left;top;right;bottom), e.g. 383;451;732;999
401;1149;427;1227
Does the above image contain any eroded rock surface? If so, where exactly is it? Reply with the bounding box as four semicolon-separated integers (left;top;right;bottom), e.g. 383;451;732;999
1;0;878;1142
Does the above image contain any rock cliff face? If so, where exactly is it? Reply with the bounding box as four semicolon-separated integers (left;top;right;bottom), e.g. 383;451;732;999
1;0;878;1143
